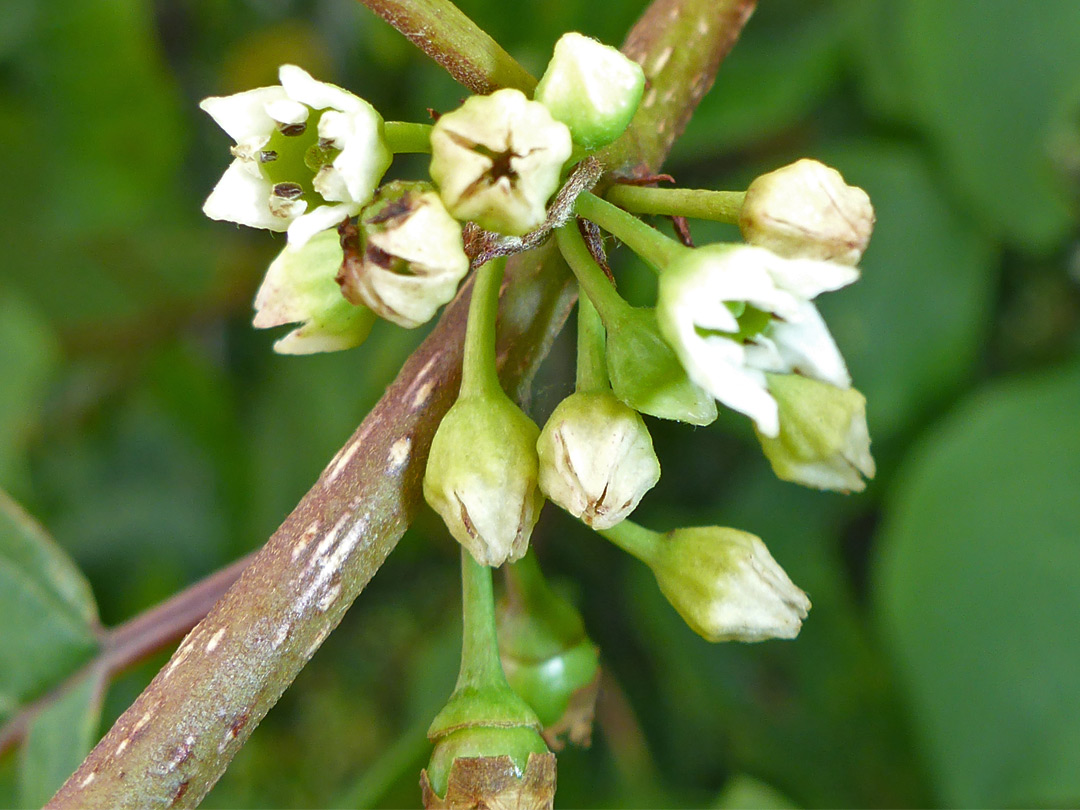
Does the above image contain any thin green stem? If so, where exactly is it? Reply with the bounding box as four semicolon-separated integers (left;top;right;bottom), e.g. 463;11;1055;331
575;192;687;271
384;121;433;153
554;224;629;325
460;257;506;399
598;519;662;565
605;185;745;223
457;549;508;690
575;292;609;393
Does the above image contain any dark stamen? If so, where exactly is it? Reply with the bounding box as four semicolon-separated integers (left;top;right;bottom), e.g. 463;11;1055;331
259;150;278;163
278;122;307;137
272;182;304;200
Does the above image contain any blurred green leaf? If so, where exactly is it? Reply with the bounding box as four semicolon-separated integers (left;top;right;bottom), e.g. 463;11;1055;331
715;773;797;809
875;361;1080;807
856;0;1080;251
17;666;105;808
0;491;99;722
0;293;59;496
817;141;998;442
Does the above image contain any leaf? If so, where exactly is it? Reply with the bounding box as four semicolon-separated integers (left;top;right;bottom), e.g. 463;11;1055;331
856;0;1080;251
17;666;106;808
715;774;797;809
815;141;998;442
0;491;100;720
875;361;1080;807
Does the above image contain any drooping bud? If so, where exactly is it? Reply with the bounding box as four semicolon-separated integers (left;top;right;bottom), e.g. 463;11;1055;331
252;229;375;354
739;159;875;265
756;373;875;493
534;32;645;150
429;88;573;236
499;553;600;748
537;391;660;529
423;395;545;567
337;181;469;328
650;526;811;642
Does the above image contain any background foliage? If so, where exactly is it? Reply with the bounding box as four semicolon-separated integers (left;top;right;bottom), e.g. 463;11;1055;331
1;0;1079;807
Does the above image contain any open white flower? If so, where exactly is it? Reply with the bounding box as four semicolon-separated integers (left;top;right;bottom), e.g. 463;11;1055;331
657;244;858;437
201;65;392;248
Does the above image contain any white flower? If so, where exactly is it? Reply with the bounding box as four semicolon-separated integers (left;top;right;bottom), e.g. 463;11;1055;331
253;229;375;354
337;182;469;328
429;88;573;236
740;159;875;265
657;244;858;437
201;65;392;248
534;32;645;149
536;391;660;529
650;527;811;643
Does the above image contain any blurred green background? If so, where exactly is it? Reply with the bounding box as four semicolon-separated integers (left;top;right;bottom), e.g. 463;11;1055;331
2;0;1079;807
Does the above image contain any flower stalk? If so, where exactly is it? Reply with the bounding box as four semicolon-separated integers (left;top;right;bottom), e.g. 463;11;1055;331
384;121;434;153
605;184;745;223
574;191;685;270
461;258;506;399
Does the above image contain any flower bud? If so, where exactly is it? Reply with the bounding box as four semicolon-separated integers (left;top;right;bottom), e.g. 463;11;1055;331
739;159;875;265
252;229;375;354
605;305;718;426
421;737;556;809
650;527;810;642
756;373;875;493
424;395;544;567
534;32;645;149
429;88;573;236
537;391;660;529
498;556;600;747
336;181;469;328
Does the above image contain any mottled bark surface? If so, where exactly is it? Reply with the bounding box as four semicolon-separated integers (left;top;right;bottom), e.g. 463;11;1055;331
47;1;756;806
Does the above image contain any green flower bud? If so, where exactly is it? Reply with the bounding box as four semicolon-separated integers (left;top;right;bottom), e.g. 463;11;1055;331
252;229;375;354
650;526;810;643
537;391;660;529
740;159;875;265
498;555;600;745
534;32;645;149
424;395;545;567
757;373;875;493
605;305;718;426
337;181;469;328
430;88;573;236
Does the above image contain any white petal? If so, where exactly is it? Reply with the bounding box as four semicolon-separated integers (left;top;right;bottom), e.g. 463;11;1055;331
279;64;363;113
770;302;851;388
273;327;356;355
264;98;309;126
286;202;359;247
203;159;285;231
322;110;391;203
679;332;780;436
761;251;860;299
312;165;351;204
200;86;286;143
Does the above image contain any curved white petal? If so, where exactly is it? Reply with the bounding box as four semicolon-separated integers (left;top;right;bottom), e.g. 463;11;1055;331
286;202;359;247
279;64;363;113
203;159;285;231
264;98;309;126
762;251;860;299
770;301;851;388
325;113;391;203
200;86;286;143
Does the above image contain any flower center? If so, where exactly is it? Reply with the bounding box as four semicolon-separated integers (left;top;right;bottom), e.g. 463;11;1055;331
697;303;773;344
260;108;341;209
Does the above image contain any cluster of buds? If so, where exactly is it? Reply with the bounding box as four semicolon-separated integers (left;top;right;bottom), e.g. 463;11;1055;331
201;29;882;808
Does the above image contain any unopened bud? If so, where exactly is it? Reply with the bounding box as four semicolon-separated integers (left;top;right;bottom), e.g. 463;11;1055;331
430;88;573;236
252;229;375;354
424;395;544;567
337;181;469;328
537;391;660;529
421;741;556;810
651;527;810;642
757;373;875;493
740;159;875;265
534;32;645;150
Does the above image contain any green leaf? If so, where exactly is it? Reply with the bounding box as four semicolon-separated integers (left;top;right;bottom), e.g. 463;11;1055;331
875;362;1080;806
0;491;100;719
17;666;106;808
0;293;59;496
816;141;998;442
859;0;1080;251
715;774;797;809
